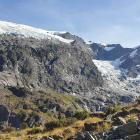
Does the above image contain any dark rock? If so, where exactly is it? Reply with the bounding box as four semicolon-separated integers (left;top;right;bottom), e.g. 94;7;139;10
75;132;97;140
84;131;96;140
125;133;140;140
75;132;85;140
0;105;9;122
27;113;43;128
90;43;133;60
65;109;75;117
84;122;98;131
119;96;133;103
114;121;138;138
119;46;140;78
18;112;44;128
8;113;21;129
8;87;27;97
113;117;127;125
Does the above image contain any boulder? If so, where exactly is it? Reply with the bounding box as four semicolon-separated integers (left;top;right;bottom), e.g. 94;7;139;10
0;105;9;122
119;96;133;104
113;117;127;125
27;114;43;128
75;132;85;140
84;132;96;140
75;132;97;140
8;113;21;129
125;133;140;140
118;117;126;125
105;121;138;140
115;121;137;136
65;109;75;117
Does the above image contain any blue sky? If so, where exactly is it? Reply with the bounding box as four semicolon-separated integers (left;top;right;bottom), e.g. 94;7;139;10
0;0;140;47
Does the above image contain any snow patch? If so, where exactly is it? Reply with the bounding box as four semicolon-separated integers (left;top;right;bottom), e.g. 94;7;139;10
129;49;138;58
136;65;140;68
104;47;115;51
100;43;107;46
112;57;125;67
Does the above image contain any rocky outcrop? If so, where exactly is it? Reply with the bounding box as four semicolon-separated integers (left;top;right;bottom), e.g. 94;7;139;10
119;46;140;78
72;121;140;140
0;34;103;95
105;121;140;140
55;32;85;44
0;106;43;130
90;43;133;60
0;105;9;122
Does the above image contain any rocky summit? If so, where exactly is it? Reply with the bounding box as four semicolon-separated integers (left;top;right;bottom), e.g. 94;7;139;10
0;21;140;140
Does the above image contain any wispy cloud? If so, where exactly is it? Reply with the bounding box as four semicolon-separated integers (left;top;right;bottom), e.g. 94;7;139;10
0;0;140;47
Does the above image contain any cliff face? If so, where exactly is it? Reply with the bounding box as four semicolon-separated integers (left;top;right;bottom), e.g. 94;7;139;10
90;43;133;60
0;34;103;94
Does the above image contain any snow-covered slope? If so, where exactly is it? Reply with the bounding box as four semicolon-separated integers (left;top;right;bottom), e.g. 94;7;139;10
0;21;73;43
129;49;138;58
93;59;140;95
93;59;125;88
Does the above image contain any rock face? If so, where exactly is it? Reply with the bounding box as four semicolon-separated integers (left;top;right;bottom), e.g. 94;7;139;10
120;46;140;78
0;34;103;94
55;32;85;44
90;42;140;79
90;42;140;99
90;43;133;60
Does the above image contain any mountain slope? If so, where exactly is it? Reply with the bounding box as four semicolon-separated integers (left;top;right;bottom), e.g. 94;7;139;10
0;34;103;95
91;43;140;97
120;46;140;78
0;21;73;43
0;20;139;109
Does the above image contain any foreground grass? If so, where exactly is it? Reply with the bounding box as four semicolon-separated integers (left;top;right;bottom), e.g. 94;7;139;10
0;117;105;140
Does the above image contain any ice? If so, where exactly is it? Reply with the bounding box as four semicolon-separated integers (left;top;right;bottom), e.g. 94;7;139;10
0;21;73;43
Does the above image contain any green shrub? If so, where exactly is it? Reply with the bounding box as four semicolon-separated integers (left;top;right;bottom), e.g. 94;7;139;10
52;135;63;140
84;122;97;131
106;105;122;115
20;122;28;129
2;127;15;133
45;120;61;130
113;105;122;112
45;117;77;131
15;132;21;137
27;127;42;135
74;110;89;120
59;118;77;127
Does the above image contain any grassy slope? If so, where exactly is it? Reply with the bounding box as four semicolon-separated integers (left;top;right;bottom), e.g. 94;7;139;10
0;88;140;140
